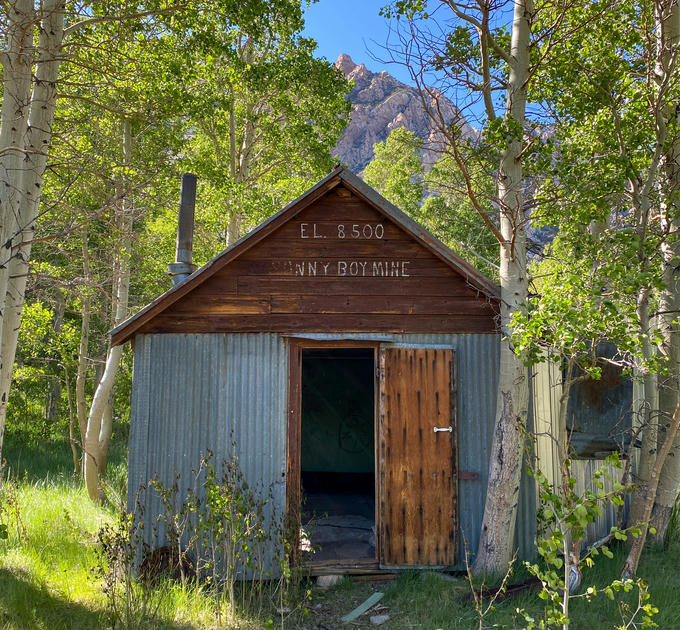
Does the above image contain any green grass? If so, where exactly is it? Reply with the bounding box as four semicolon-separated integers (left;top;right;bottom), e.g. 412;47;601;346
2;435;680;629
0;452;306;629
304;551;680;629
0;475;263;629
372;550;678;629
2;432;128;494
0;480;110;629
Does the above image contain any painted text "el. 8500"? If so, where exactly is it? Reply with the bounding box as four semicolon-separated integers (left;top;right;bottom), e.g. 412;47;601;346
299;223;385;239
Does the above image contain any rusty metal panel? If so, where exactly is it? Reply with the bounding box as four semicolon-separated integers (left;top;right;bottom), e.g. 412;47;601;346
524;361;627;558
379;347;457;567
127;333;288;574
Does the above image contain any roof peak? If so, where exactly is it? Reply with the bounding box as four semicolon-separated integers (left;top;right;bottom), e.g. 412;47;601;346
111;167;498;346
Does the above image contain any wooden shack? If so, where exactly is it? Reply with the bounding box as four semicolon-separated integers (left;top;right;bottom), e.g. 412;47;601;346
112;166;514;573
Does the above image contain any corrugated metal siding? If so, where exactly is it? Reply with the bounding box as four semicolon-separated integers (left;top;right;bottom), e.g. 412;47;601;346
128;332;502;572
517;378;538;562
528;360;626;554
571;459;626;540
128;333;288;574
512;358;566;562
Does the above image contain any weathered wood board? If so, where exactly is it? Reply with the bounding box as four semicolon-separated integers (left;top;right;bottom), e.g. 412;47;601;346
136;185;498;335
379;347;458;566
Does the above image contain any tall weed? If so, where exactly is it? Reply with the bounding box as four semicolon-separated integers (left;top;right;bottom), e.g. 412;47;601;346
95;511;169;630
97;451;304;629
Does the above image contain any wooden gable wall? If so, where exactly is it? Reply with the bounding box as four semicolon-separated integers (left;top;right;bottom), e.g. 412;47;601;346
135;185;499;335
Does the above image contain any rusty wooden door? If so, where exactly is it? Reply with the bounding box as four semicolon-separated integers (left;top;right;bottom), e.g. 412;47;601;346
378;347;457;567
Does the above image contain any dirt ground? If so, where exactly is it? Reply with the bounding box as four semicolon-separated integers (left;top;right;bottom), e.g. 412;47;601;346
291;578;395;630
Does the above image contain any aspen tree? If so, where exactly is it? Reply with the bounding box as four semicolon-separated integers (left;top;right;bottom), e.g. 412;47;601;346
385;0;538;573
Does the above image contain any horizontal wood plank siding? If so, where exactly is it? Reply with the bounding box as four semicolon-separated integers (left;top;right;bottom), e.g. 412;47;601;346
235;277;476;297
223;257;456;276
237;239;435;259
137;187;499;335
138;314;497;334
269;295;494;315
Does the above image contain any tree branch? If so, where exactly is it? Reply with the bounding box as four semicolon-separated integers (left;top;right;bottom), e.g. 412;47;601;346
445;0;511;63
64;5;182;37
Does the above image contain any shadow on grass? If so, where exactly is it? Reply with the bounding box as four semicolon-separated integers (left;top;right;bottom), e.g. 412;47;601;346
0;566;105;630
0;567;192;630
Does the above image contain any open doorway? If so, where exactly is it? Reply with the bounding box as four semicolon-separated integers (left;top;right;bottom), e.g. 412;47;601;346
300;347;375;562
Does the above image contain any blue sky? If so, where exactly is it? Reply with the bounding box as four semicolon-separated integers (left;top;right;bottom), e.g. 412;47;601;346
301;0;414;85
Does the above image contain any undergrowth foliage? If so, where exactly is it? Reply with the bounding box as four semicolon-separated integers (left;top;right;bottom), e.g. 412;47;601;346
459;446;660;630
95;510;168;630
96;451;304;629
521;453;658;629
0;477;26;543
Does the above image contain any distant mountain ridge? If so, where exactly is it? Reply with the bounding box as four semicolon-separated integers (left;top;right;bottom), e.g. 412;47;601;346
332;54;473;174
331;55;556;256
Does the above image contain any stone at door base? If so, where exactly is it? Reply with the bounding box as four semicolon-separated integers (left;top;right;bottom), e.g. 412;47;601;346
316;574;343;588
370;614;390;625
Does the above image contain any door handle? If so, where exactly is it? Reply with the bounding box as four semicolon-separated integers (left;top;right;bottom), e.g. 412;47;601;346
433;426;453;433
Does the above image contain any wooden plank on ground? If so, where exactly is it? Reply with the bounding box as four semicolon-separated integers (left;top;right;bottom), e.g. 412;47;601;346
340;592;384;623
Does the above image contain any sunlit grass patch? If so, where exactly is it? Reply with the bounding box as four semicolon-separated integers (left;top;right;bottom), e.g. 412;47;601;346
0;479;111;629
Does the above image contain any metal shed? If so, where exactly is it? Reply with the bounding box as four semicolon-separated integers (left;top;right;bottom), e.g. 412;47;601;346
112;166;529;574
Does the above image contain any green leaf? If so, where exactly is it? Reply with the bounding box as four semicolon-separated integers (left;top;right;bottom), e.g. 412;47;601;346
574;503;589;526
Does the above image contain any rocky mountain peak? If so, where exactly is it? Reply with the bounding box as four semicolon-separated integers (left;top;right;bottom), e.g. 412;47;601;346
335;53;358;76
332;54;473;174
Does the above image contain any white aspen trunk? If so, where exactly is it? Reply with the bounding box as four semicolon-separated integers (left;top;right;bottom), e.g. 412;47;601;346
629;291;659;529
224;40;254;246
84;344;125;501
652;230;680;541
650;0;680;541
0;0;35;462
225;111;254;246
472;0;531;574
649;218;679;541
226;84;240;246
0;0;64;463
98;394;114;475
229;85;237;180
652;299;680;541
76;227;91;451
97;224;120;478
226;212;242;245
622;394;680;577
84;119;133;502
